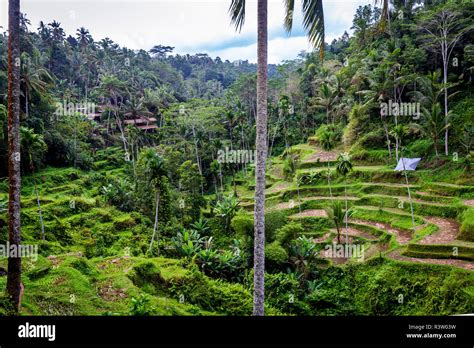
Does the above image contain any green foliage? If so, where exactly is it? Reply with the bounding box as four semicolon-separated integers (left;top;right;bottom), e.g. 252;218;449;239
315;125;339;150
213;195;239;233
265;241;289;272
195;244;246;282
231;213;254;238
459;209;474;242
171;229;205;258
289;236;319;280
275;222;304;246
264;210;290;243
336;152;353;177
265;272;310;315
129;293;156;316
101;179;134;212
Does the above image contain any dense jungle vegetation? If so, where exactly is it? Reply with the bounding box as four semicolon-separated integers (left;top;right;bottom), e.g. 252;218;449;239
0;0;473;315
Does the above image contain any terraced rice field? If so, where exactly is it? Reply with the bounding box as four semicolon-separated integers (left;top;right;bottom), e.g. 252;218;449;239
235;143;474;271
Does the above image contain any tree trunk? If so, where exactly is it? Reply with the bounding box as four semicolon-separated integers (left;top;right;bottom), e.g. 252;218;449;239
253;0;268;317
327;162;333;197
344;186;348;244
148;190;160;254
25;90;28;119
7;0;22;312
381;116;392;158
443;62;449;156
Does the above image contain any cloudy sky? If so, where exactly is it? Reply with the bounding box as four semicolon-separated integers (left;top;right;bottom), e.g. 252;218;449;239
0;0;369;63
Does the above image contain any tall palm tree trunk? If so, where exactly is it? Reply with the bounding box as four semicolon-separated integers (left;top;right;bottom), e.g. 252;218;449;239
7;0;22;312
149;190;160;253
253;0;268;317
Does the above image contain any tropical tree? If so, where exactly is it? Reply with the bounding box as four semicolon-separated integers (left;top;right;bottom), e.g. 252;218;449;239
229;0;325;316
417;6;473;155
411;104;451;158
336;152;353;243
214;194;240;233
20;50;54;118
314;83;335;124
136;148;167;254
76;27;92;48
7;0;23;312
326;201;345;244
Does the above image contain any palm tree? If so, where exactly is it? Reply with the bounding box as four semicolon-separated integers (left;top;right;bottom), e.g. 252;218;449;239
20;127;47;241
390;124;408;161
411;104;450;158
326;201;345;244
98;75;128;150
20;50;54;118
7;0;23;312
336;152;353;244
76;27;92;48
315;83;335;124
229;0;325;316
137;148;167;254
48;20;65;42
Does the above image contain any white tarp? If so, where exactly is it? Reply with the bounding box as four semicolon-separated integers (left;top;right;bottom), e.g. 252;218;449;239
394;158;421;171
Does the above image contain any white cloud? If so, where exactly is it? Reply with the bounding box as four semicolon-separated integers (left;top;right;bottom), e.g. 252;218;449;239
0;0;370;63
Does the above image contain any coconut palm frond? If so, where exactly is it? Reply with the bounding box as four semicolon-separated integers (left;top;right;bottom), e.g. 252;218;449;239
229;0;246;32
301;0;325;58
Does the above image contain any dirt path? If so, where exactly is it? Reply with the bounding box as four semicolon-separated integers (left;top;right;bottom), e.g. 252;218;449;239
290;209;328;218
301;196;359;201
387;249;474;271
350;218;412;244
330;227;378;241
313;232;331;243
302;149;337;163
419;217;460;244
464;199;474;207
265;182;291;194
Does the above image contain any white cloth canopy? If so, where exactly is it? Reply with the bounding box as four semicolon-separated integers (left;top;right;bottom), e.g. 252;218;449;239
394;158;421;171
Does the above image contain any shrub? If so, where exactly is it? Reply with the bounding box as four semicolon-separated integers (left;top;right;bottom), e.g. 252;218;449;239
231;213;254;239
168;266;253;315
405;139;434;158
265;272;310;315
265;241;289;272
129;293;156;316
275;222;304;246
113;216;137;230
265;210;289;243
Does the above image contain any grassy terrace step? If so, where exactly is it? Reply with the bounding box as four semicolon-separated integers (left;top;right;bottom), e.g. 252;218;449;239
403;243;474;262
348;222;394;244
387;249;474;271
350;206;425;234
358;194;461;218
424;182;474;197
298;160;337;169
238;182;423;204
296;166;417;183
297;165;387;173
414;191;456;203
279;182;420;200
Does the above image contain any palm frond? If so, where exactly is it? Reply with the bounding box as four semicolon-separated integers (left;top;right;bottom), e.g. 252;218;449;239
301;0;325;58
229;0;246;32
283;0;296;33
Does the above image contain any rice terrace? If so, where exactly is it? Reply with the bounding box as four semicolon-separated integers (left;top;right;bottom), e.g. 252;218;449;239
0;0;473;323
